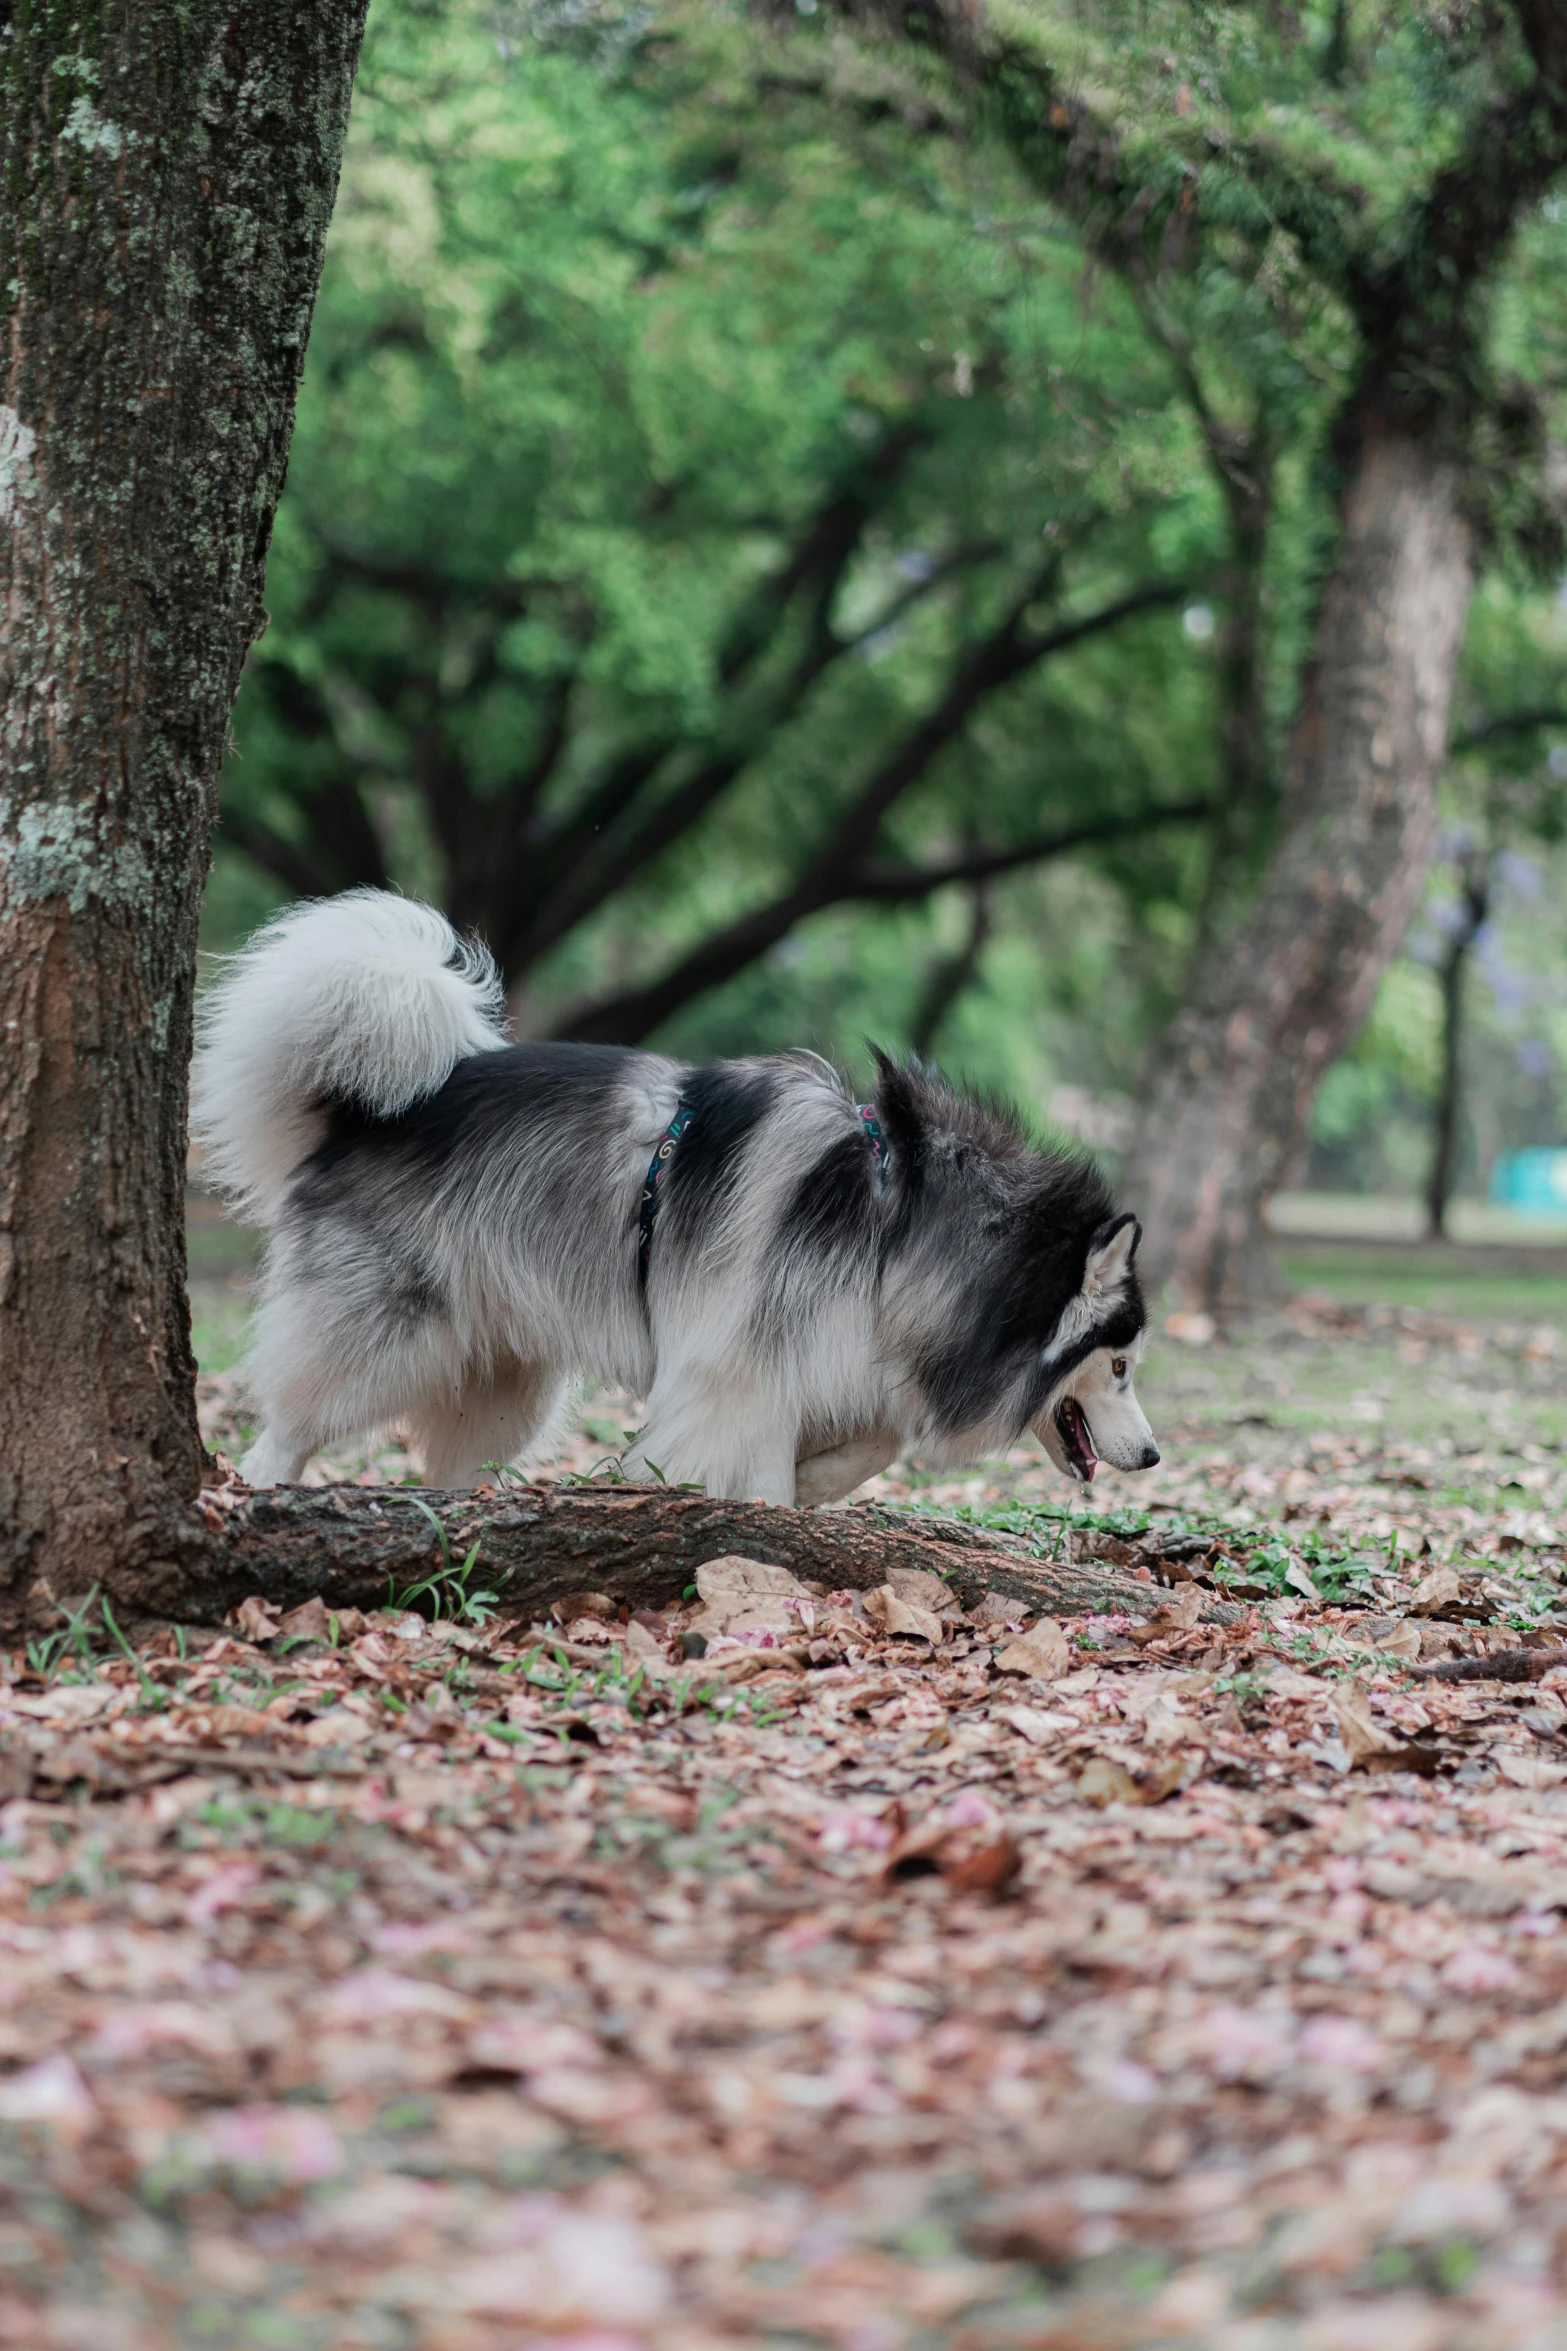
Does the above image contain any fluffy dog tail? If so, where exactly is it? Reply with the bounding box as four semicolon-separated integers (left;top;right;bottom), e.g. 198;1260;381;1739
191;889;506;1225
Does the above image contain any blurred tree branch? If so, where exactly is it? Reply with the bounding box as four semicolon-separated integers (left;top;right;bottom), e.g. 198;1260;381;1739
557;576;1198;1042
1452;706;1567;754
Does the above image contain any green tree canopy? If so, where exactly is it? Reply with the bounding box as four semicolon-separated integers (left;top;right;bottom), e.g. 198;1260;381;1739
215;0;1234;1081
216;0;1567;1148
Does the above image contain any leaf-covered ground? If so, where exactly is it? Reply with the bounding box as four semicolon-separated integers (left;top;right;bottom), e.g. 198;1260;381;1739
6;1286;1567;2349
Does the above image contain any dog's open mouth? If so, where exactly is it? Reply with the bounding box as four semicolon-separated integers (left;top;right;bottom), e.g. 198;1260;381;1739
1055;1396;1097;1483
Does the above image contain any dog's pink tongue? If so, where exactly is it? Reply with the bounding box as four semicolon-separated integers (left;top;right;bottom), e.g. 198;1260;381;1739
1064;1398;1096;1481
1078;1404;1098;1482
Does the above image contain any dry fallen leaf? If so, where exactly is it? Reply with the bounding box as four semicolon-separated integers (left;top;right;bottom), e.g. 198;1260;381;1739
1071;1528;1146;1570
1159;1584;1206;1632
1348;1614;1422;1662
692;1555;808;1638
32;1736;120;1789
1078;1753;1187;1807
942;1834;1023;1894
392;1768;454;1807
8;1686;117;1726
882;1799;1020;1896
199;1705;271;1740
231;1595;281;1643
1335;1686;1442;1775
970;1591;1033;1631
298;1707;377;1749
997;1704;1076;1744
1407;1565;1464;1618
1141;1696;1201;1749
695;1555;804;1604
1335;1685;1401;1763
883;1567;964;1619
995;1620;1071;1680
1165;1309;1215;1346
1496;1751;1567;1790
276;1597;334;1644
549;1590;618;1625
863;1584;946;1643
622;1618;671;1667
711;1647;807;1683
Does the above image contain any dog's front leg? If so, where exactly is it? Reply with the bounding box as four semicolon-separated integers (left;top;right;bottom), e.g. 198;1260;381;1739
794;1427;900;1506
625;1387;798;1505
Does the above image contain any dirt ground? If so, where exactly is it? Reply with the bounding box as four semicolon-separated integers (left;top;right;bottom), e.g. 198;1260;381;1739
5;1276;1567;2347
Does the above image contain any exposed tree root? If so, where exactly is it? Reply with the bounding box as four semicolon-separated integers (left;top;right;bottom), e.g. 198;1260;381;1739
91;1482;1238;1630
1411;1644;1567;1685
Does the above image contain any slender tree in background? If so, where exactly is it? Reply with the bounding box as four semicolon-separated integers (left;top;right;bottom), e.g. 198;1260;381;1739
0;4;368;1621
1425;840;1492;1242
805;0;1567;1306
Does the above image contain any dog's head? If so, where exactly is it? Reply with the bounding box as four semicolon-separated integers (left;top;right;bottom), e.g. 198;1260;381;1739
866;1057;1159;1482
1029;1213;1159;1485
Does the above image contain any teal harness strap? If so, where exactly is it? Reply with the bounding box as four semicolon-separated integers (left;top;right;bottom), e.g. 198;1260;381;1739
637;1098;887;1293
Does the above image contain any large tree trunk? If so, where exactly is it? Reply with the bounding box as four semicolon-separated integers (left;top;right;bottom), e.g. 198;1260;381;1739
1127;421;1476;1309
0;6;368;1618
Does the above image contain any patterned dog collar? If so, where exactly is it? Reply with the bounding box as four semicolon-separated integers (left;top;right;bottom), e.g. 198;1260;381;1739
857;1102;888;1168
637;1101;696;1287
638;1096;888;1292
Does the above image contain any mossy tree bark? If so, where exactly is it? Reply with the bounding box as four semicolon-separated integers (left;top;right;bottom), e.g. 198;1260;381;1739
0;3;369;1619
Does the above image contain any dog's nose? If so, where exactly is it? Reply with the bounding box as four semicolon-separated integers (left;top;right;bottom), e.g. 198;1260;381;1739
1139;1443;1160;1468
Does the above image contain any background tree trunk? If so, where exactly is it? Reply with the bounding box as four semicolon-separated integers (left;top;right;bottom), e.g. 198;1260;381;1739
1127;423;1475;1309
1426;850;1491;1241
0;4;368;1618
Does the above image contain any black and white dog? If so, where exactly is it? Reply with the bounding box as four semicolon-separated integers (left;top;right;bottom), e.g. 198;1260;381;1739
192;891;1160;1501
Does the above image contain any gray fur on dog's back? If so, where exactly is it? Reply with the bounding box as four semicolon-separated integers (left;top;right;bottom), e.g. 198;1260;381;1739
192;891;1157;1500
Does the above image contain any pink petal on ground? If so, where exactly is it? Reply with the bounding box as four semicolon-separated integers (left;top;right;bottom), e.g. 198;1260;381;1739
203;2102;343;2182
816;1807;895;1853
89;2001;226;2063
369;1918;476;1957
439;2213;669;2322
1297;2015;1385;2073
467;2016;602;2073
522;2338;650;2351
316;1967;470;2022
945;1788;1001;1828
1100;2057;1160;2104
1441;1942;1519;1994
0;2055;95;2129
1194;2004;1294;2081
186;1863;259;1928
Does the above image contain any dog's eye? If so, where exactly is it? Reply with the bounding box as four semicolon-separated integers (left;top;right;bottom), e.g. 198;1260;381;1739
1111;1357;1126;1378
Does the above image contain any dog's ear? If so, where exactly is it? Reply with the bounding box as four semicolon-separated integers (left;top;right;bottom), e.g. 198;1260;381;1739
868;1046;926;1177
1083;1212;1140;1294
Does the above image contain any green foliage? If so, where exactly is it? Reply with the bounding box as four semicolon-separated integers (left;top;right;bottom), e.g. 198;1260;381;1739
392;1505;500;1623
212;0;1567;1137
213;0;1229;1092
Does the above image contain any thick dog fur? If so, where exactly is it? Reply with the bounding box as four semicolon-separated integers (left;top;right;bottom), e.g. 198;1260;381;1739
192;891;1160;1502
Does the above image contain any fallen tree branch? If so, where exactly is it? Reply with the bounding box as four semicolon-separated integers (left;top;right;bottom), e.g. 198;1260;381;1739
150;1483;1237;1629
